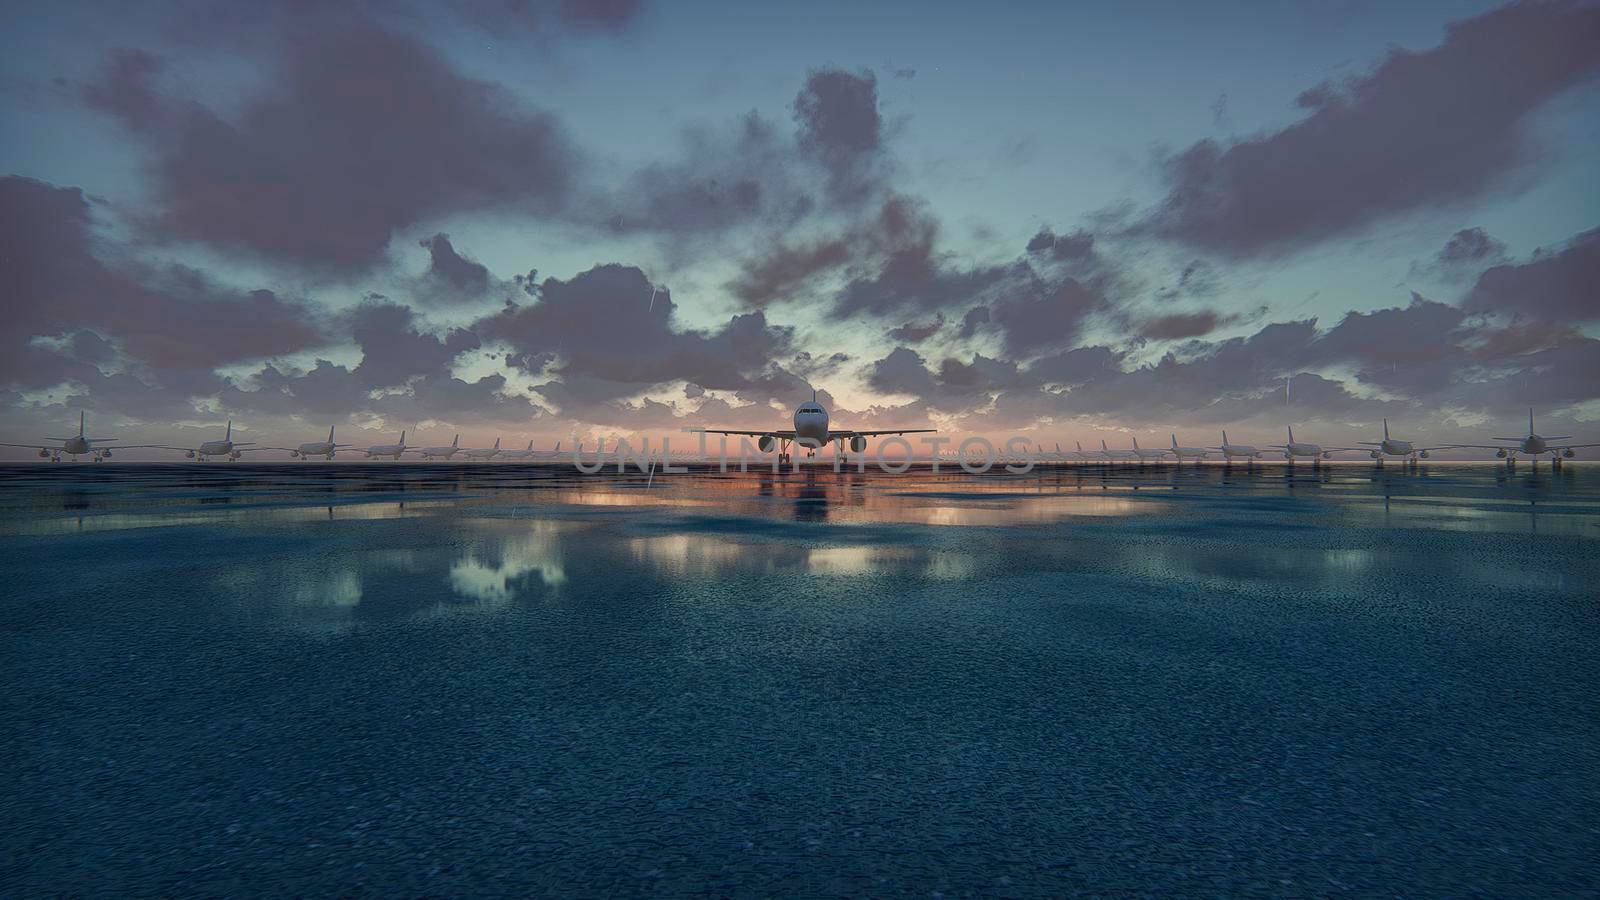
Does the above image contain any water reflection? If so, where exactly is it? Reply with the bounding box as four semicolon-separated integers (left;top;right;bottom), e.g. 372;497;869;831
448;521;569;602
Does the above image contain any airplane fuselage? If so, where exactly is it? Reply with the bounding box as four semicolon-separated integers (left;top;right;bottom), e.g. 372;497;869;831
1520;434;1548;454
198;440;235;457
1221;445;1260;458
1378;439;1414;457
1285;442;1326;458
366;445;405;459
794;404;829;449
294;442;337;458
418;448;458;459
464;450;499;460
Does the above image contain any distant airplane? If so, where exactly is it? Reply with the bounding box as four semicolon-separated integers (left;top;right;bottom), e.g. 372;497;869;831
1211;430;1263;461
414;434;461;460
1097;439;1137;462
1455;409;1597;466
1169;434;1210;462
289;425;351;460
0;411;159;462
463;438;502;460
162;419;260;461
700;390;934;462
1351;419;1455;464
1269;426;1333;463
1129;436;1171;462
350;431;408;460
500;440;561;460
1060;442;1094;462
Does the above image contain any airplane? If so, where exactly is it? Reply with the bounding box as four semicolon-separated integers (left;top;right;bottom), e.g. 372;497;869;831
1269;426;1333;463
1129;436;1171;463
1352;419;1456;465
161;419;258;461
1097;439;1137;462
500;440;561;460
413;434;461;460
0;411;160;462
289;425;352;460
1454;409;1597;467
1170;434;1210;462
1059;442;1094;462
348;431;409;460
1211;430;1263;462
1034;443;1081;464
463;438;502;460
700;389;934;462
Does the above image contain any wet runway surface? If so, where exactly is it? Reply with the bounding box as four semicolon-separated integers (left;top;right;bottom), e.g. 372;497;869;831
2;462;1597;895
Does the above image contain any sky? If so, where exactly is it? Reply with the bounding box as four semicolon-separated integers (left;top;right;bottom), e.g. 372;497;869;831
1;0;1597;455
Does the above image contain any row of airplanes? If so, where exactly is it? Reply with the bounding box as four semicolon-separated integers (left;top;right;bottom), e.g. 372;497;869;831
2;404;1595;468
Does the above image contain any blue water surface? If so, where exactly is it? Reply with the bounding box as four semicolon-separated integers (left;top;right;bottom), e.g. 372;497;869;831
1;462;1597;895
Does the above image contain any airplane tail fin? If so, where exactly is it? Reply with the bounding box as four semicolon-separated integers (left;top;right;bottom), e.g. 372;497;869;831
328;424;336;443
1101;439;1109;451
225;419;232;441
1222;429;1228;445
1530;407;1535;435
1076;441;1084;452
554;441;562;453
452;434;459;448
526;440;534;451
1382;419;1389;440
79;411;85;436
1056;442;1062;453
1288;425;1295;443
493;437;501;450
1171;433;1178;450
1132;436;1140;450
399;430;406;446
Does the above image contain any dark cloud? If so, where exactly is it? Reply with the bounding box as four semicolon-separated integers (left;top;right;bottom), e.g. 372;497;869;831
0;176;320;388
479;263;796;413
1139;2;1600;256
418;233;492;297
794;68;885;203
957;306;990;339
886;314;944;343
1439;227;1508;266
1465;226;1599;322
1025;227;1096;263
82;24;577;273
1137;310;1225;341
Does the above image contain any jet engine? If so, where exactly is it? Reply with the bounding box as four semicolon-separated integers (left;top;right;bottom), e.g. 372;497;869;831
1496;448;1507;458
290;450;301;458
186;450;196;459
1370;450;1382;459
1564;448;1575;458
850;435;867;453
229;451;242;461
101;449;112;458
1419;450;1430;459
1283;451;1293;460
758;435;776;453
1321;451;1332;459
37;448;48;458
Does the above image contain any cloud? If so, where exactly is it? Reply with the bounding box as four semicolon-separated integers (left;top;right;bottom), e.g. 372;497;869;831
479;263;797;414
886;314;944;343
1138;1;1600;256
417;233;492;298
0;176;320;388
1465;226;1599;322
81;24;578;273
794;68;886;204
1136;310;1226;341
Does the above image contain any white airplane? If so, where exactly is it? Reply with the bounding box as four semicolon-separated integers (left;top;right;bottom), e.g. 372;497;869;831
1058;442;1094;462
1097;439;1137;462
1211;430;1263;461
463;438;502;460
162;419;258;461
1129;436;1171;462
700;390;934;462
500;440;561;460
1169;434;1210;462
1455;409;1597;466
1352;419;1455;464
289;425;352;460
349;431;408;460
0;411;160;462
1269;426;1333;463
413;434;461;460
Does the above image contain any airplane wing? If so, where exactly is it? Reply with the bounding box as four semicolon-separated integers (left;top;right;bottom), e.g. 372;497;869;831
237;446;294;453
830;429;937;438
0;442;61;450
700;429;798;438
